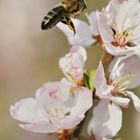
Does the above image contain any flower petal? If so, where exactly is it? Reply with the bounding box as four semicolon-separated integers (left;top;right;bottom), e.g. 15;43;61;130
57;19;95;47
94;62;114;97
19;121;58;133
127;91;140;112
109;96;130;108
71;87;93;116
52;115;84;130
88;100;122;139
10;98;48;123
35;82;61;109
70;46;87;61
94;62;106;89
59;46;87;82
96;10;114;42
59;78;72;101
87;11;99;36
104;42;127;56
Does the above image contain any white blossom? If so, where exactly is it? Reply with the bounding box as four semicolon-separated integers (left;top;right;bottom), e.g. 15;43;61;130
109;47;140;89
97;0;140;56
59;46;86;85
88;100;122;140
94;62;140;111
10;78;92;133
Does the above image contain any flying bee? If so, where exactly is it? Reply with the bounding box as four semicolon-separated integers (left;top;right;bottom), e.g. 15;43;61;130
41;0;87;34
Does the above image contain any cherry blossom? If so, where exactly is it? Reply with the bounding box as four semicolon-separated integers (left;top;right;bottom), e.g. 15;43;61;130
57;11;99;47
94;62;140;111
9;0;140;139
97;0;140;56
59;46;87;85
109;47;140;89
10;78;92;133
88;100;122;140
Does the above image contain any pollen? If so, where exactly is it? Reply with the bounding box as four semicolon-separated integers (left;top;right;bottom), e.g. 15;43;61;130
46;105;67;120
111;28;133;47
111;73;134;96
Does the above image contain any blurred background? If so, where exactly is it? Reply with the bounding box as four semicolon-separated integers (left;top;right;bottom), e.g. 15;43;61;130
0;0;140;139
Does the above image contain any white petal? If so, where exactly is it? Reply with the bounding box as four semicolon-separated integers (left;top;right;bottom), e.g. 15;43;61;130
59;78;71;101
70;46;87;61
35;82;60;101
109;96;130;108
52;115;84;130
87;11;99;36
127;91;140;112
109;55;124;81
109;48;140;88
94;62;106;89
115;0;140;32
94;62;114;97
59;46;87;82
71;87;93;116
57;19;95;47
88;100;122;139
19;121;57;133
35;82;63;110
115;1;131;32
96;10;114;42
104;42;134;56
10;98;48;123
106;0;117;23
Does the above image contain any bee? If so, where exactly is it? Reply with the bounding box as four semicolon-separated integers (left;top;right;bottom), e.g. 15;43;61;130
41;0;87;34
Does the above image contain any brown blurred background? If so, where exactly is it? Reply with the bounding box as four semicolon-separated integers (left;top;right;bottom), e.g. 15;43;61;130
0;0;140;139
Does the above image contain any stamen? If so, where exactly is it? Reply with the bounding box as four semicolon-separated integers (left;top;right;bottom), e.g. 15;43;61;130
111;27;133;47
45;104;69;120
111;73;134;95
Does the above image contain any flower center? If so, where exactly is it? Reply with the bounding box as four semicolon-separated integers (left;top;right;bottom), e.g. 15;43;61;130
114;32;127;46
46;104;70;120
111;28;135;48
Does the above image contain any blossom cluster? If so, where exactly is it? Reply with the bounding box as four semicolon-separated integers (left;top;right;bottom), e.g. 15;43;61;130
10;0;140;139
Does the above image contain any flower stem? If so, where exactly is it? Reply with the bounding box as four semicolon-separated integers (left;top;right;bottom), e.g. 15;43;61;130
102;52;114;70
94;35;114;70
58;130;70;140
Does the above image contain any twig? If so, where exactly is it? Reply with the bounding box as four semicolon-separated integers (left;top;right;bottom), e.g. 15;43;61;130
58;130;70;140
102;52;114;70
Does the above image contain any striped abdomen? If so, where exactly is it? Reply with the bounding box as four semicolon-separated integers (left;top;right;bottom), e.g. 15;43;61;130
41;5;68;30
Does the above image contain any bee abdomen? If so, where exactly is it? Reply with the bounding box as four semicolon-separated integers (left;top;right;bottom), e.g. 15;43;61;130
41;5;68;30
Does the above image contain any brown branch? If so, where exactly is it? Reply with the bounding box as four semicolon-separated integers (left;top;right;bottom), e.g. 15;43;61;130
102;52;114;70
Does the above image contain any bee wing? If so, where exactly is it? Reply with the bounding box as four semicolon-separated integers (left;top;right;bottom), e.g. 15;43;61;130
41;5;67;30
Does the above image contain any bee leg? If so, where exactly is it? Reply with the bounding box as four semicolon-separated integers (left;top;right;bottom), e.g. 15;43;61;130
67;18;76;35
61;17;76;35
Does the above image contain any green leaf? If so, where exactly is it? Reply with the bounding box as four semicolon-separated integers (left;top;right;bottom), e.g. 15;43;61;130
83;73;90;88
89;69;96;90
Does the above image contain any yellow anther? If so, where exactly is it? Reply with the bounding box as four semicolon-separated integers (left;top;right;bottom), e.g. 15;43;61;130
112;28;133;47
112;73;134;96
